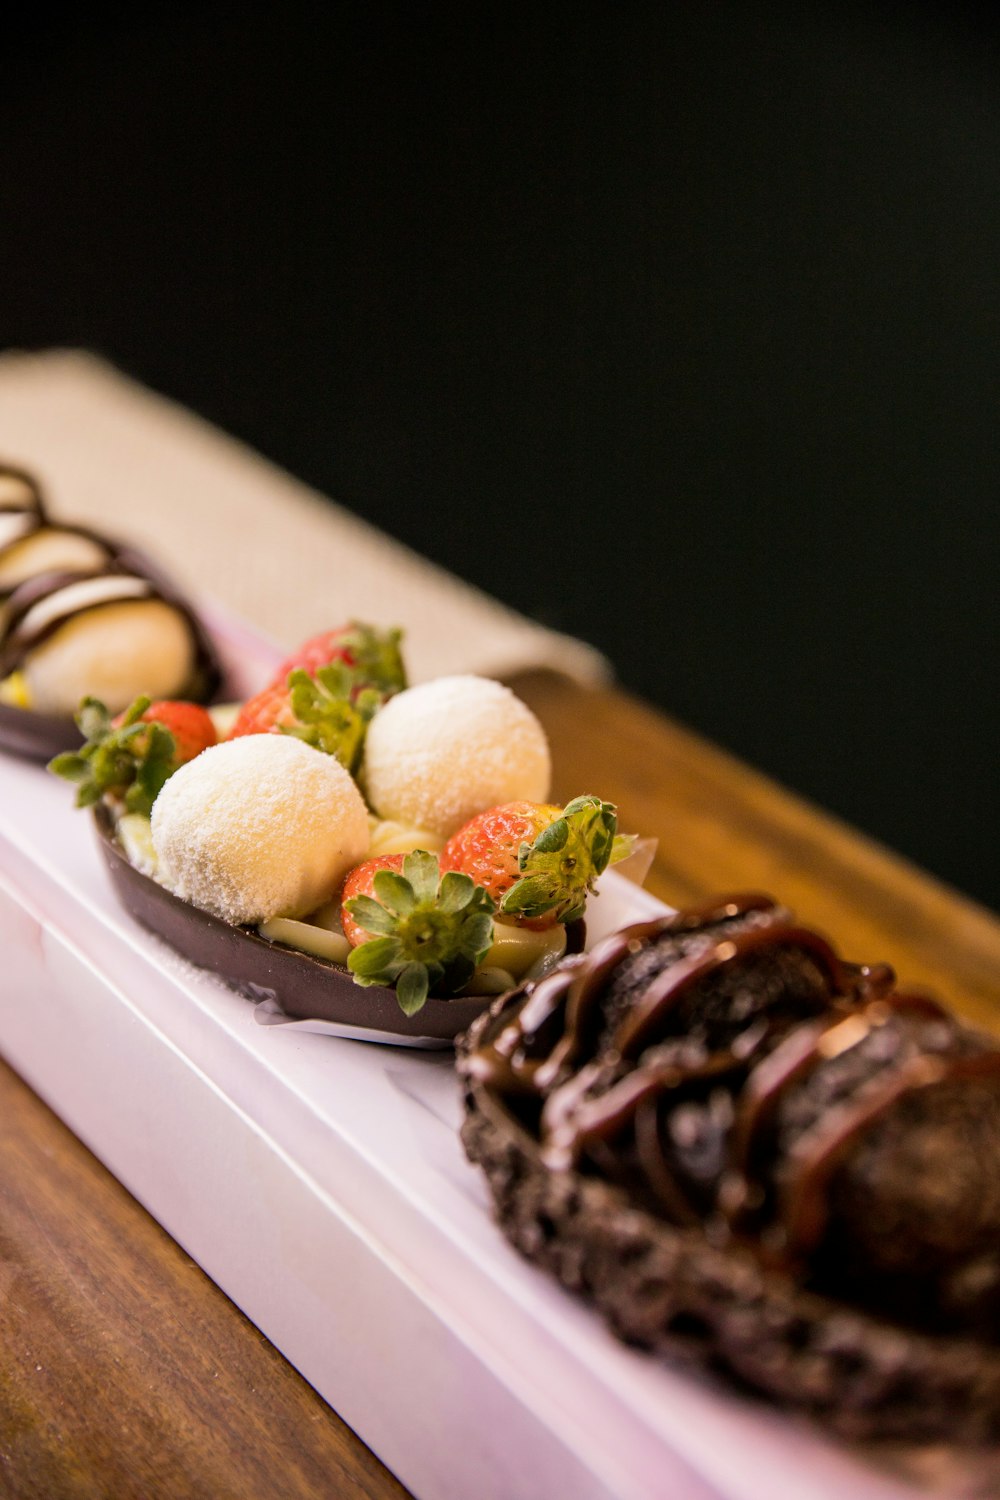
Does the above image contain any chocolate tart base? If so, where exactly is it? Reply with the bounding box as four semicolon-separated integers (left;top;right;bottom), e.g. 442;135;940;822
458;994;1000;1443
95;805;507;1044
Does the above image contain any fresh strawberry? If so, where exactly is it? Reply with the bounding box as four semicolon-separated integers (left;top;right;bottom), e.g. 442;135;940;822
228;665;381;773
340;849;495;1015
228;681;298;738
442;801;561;917
117;699;217;765
442;795;629;928
340;853;408;947
49;695;216;816
270;622;407;699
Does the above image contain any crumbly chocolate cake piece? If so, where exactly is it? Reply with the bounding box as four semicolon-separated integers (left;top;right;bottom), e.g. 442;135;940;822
457;894;1000;1440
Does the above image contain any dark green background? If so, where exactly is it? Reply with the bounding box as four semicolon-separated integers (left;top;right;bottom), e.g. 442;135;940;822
5;2;998;910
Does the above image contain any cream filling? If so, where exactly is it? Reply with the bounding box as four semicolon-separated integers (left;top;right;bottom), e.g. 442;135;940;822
14;574;151;641
24;597;195;715
0;528;111;589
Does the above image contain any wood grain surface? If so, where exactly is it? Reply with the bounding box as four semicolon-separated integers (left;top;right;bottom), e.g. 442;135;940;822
1;673;998;1498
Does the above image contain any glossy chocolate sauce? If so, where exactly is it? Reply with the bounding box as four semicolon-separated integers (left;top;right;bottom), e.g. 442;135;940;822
463;895;1000;1277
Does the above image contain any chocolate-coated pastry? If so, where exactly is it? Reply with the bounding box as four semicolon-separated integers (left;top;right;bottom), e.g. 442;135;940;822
0;561;223;761
0;462;47;554
457;895;1000;1439
0;462;46;516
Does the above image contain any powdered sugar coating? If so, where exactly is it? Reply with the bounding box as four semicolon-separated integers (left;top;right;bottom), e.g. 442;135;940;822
362;674;551;837
151;735;370;924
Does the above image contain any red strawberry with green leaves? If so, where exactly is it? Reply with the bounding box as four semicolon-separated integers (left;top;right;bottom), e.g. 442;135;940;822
340;853;407;947
228;664;381;773
126;700;217;764
341;849;495;1015
48;695;217;816
441;795;631;928
271;622;406;699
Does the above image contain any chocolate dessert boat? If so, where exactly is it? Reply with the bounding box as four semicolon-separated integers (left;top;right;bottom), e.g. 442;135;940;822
94;800;516;1042
458;894;1000;1439
93;803;586;1044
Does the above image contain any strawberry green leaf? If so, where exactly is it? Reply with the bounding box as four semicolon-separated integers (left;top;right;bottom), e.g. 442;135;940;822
341;623;408;698
345;851;496;1014
437;869;478;913
531;816;569;855
348;935;405;981
372;869;417;917
282;668;369;770
396;962;431;1015
402;848;440;904
48;694;177;817
344;895;400;937
500;795;620;925
610;832;638;865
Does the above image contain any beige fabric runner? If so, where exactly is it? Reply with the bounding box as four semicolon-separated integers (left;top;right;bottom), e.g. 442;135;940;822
0;349;610;686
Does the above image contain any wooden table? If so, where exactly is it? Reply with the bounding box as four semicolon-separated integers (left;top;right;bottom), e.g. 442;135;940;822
2;671;998;1499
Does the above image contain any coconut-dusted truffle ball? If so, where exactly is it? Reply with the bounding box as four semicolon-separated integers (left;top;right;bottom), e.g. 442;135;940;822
151;735;370;924
362;674;551;838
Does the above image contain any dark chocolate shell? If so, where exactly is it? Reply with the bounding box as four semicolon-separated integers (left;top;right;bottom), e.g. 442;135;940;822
457;899;1000;1440
93;804;578;1044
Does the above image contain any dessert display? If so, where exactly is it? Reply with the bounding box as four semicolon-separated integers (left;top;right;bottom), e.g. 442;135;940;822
457;894;1000;1440
0;463;222;759
21;540;1000;1467
51;622;632;1038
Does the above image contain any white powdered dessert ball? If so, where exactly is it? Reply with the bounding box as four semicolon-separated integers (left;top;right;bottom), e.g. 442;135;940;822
362;674;551;838
151;735;370;925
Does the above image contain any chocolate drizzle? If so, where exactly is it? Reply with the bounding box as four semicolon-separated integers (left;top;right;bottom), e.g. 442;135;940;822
0;463;46;516
0;562;222;704
460;894;1000;1305
458;896;1000;1436
0;521;121;602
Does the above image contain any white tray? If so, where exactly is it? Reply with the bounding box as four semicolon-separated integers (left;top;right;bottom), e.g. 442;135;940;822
0;619;985;1500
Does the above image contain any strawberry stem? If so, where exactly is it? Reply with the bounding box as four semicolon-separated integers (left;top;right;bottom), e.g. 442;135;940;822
48;695;177;816
499;795;620;924
346;850;495;1014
